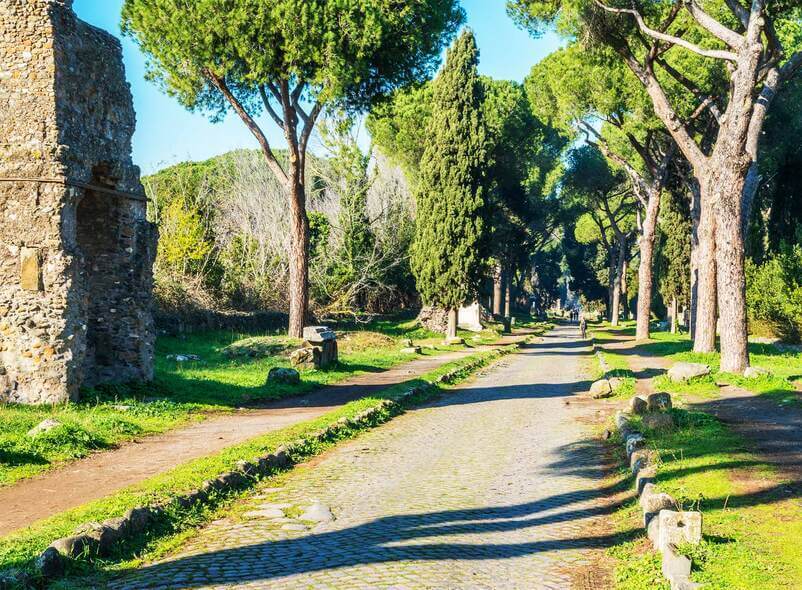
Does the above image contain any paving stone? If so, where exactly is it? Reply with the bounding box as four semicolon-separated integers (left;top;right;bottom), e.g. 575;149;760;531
109;325;614;590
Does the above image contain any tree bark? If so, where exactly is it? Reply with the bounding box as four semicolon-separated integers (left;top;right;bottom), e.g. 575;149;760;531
611;236;626;326
636;189;661;340
671;295;678;334
621;246;629;320
607;251;616;323
504;269;513;319
693;187;717;353
287;175;310;338
492;265;503;316
446;308;458;339
688;182;700;341
708;156;750;373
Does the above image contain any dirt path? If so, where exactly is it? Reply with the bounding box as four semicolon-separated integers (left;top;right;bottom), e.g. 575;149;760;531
0;339;527;537
109;325;619;590
596;331;802;482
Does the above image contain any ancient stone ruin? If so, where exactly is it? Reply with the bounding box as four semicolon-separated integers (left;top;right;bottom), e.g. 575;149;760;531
0;0;156;404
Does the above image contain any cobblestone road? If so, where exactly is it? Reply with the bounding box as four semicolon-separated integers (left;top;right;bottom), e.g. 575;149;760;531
110;325;619;590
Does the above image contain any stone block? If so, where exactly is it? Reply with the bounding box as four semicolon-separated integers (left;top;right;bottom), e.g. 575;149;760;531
636;466;657;495
36;547;65;579
667;362;710;382
50;534;97;559
647;392;673;412
630;449;653;474
744;366;770;379
656;510;702;552
630;396;648;415
625;434;645;458
444;337;465;346
662;546;692;580
615;411;631;431
303;326;336;343
590;379;613;398
457;302;484;332
267;367;301;385
640;488;677;526
401;346;422;354
19;247;42;291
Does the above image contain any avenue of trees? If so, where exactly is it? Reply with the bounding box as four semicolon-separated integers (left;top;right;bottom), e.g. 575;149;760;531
130;1;802;369
511;0;802;372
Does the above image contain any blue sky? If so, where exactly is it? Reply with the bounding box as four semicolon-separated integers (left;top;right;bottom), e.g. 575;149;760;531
73;1;561;174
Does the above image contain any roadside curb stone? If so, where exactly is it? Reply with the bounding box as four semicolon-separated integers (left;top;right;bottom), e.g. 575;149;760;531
614;398;703;590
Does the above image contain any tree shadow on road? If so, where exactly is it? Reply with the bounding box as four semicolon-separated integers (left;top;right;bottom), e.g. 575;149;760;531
108;484;639;589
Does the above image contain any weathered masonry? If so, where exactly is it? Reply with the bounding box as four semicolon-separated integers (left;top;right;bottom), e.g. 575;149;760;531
0;0;156;404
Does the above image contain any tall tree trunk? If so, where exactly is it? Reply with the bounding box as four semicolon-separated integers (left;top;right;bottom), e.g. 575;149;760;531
636;191;661;340
708;156;750;373
446;308;458;339
504;268;513;319
287;176;310;338
492;265;503;316
689;182;700;341
693;187;717;353
607;251;616;323
670;295;678;334
611;237;626;326
621;253;629;321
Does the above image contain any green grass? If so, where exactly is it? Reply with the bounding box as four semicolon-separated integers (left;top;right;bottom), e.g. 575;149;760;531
0;316;514;488
588;323;636;398
0;345;516;584
592;322;802;406
591;322;802;588
609;409;802;589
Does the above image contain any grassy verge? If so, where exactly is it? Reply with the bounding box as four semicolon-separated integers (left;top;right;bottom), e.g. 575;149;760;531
608;408;802;589
591;322;802;406
590;322;802;588
0;343;522;585
0;317;525;488
588;323;635;398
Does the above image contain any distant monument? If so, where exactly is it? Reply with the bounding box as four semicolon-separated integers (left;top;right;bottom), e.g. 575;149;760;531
0;0;156;403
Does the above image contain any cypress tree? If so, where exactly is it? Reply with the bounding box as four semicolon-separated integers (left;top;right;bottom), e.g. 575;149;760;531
411;30;490;339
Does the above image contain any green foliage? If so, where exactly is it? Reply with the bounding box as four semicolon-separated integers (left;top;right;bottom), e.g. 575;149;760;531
156;197;213;276
746;242;802;342
411;30;491;311
367;83;434;182
656;189;691;308
121;0;464;118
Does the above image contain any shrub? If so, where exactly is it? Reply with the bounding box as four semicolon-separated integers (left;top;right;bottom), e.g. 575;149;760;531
746;243;802;342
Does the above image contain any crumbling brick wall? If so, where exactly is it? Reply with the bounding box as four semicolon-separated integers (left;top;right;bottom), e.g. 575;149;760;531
0;0;156;404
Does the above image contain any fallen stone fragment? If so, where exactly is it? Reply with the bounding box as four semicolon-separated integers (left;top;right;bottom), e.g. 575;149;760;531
267;367;301;385
590;379;613;398
625;434;645;458
300;502;335;523
443;337;465;346
629;396;648;415
36;547;65;579
662;545;692;580
401;346;422;354
27;418;61;437
656;510;702;552
647;392;673;412
743;366;770;379
667;362;710;382
636;466;658;495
